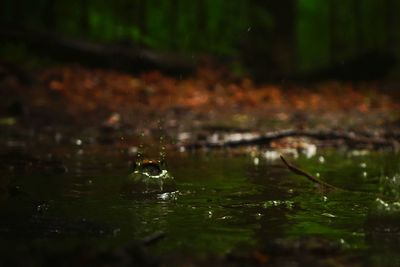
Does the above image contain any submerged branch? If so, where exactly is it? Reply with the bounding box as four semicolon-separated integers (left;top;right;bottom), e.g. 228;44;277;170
185;129;399;150
280;156;391;197
280;155;340;191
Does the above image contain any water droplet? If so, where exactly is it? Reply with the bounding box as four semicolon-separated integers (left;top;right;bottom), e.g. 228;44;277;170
113;228;121;237
178;132;190;141
218;216;232;220
37;203;50;213
158;192;170;200
75;139;82;146
304;144;317;158
128;146;138;155
253;157;259;166
350;150;369;156
55;132;62;143
263;150;280;161
321;212;336;218
318;156;325;163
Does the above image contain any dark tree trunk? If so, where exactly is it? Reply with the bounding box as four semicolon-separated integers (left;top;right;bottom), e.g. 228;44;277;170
352;0;363;52
329;0;337;64
0;0;4;19
124;0;136;35
244;0;296;79
169;0;180;49
80;0;89;35
12;0;26;26
42;0;56;30
263;0;296;73
385;0;395;51
134;0;147;37
196;0;207;48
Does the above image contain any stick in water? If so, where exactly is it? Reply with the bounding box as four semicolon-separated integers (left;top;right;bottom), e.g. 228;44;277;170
280;155;339;191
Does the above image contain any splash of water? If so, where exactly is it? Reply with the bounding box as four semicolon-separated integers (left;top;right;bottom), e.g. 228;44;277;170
379;174;400;199
136;120;166;163
124;120;176;194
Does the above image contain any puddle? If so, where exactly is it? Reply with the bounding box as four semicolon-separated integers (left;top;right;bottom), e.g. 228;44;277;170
0;146;400;265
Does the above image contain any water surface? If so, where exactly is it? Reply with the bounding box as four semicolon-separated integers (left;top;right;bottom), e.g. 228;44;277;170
1;146;400;266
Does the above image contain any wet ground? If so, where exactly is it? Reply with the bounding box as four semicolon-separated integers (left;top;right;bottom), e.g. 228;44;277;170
1;127;400;266
1;65;400;266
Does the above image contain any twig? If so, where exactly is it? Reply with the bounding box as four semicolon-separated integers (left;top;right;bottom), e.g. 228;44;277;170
280;155;340;191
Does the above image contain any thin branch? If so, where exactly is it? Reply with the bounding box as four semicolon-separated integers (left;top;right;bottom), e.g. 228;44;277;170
280;155;340;191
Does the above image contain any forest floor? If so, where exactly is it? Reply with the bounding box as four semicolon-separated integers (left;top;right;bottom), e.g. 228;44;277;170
1;64;400;150
1;64;400;267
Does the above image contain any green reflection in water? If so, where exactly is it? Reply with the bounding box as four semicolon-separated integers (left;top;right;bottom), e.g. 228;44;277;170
283;150;400;265
1;148;400;265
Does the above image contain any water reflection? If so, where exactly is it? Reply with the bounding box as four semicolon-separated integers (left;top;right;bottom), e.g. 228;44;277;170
0;148;400;264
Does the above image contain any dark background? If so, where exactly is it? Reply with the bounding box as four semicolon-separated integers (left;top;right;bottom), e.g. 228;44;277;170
1;0;399;81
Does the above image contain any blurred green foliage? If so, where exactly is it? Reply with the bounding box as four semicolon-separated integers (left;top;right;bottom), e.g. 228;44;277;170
1;0;399;72
297;0;399;70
